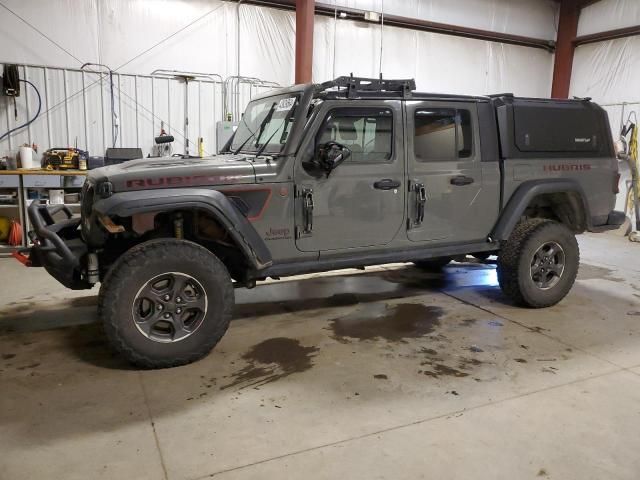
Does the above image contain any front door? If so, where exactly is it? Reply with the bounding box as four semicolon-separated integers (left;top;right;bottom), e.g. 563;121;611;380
405;100;499;243
294;101;405;252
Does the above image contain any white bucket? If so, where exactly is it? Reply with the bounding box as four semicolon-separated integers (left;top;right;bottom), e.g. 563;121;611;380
49;189;64;205
19;146;37;169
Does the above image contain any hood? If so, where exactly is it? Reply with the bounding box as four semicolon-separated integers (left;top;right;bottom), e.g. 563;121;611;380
88;155;256;192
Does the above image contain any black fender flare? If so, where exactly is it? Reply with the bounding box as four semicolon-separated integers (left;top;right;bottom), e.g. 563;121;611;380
93;188;272;269
491;179;591;241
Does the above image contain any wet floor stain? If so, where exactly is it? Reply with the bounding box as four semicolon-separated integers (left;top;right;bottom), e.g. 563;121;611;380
421;348;438;356
578;264;624;283
16;362;40;370
325;293;360;307
418;343;485;378
458;357;483;369
422;363;469;378
221;337;319;390
328;303;444;343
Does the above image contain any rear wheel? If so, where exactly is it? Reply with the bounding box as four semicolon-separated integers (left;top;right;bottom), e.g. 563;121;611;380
99;239;234;368
497;219;579;308
413;257;452;271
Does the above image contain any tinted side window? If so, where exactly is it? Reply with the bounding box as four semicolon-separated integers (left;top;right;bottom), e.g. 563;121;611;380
415;108;473;161
317;108;393;163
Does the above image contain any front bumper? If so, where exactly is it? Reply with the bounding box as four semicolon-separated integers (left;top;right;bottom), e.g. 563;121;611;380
25;201;92;290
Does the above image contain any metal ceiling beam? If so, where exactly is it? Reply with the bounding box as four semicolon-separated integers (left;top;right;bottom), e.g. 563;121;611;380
241;0;555;51
575;24;640;46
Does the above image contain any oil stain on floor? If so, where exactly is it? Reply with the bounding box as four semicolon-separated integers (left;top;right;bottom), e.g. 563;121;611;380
328;303;445;343
221;337;319;390
577;264;624;283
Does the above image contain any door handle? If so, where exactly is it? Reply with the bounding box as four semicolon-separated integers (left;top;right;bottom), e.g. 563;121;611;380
450;175;474;186
373;179;401;190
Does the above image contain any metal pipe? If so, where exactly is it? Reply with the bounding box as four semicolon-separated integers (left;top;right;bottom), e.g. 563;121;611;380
222;76;280;121
149;70;223;83
184;77;189;155
81;63;118;147
237;0;243;78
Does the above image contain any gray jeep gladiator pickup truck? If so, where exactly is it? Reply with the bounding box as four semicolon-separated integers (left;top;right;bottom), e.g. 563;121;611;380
22;76;625;367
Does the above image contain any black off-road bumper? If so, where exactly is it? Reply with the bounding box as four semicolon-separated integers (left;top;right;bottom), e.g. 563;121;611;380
22;201;92;290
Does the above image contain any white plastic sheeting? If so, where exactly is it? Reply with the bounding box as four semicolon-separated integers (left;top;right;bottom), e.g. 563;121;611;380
329;0;559;40
0;1;290;157
314;18;553;96
570;32;640;137
0;0;557;158
578;0;640;37
570;1;640;214
0;0;293;85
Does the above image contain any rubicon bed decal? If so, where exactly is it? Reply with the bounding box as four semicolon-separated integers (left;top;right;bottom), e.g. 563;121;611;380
543;164;592;172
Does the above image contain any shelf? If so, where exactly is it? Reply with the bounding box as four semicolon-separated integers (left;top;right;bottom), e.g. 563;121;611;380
0;169;88;176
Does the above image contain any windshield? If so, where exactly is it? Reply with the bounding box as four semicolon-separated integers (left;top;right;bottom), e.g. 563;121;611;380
230;93;300;155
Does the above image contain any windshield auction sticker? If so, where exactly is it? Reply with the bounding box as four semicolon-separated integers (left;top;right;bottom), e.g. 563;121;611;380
276;97;296;111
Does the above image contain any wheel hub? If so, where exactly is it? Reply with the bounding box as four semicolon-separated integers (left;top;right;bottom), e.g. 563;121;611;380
132;272;208;343
530;241;565;290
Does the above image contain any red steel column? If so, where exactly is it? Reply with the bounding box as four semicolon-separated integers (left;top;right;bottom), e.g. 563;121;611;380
551;0;580;98
295;0;315;84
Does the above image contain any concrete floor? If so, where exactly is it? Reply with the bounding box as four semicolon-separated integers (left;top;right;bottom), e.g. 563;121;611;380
1;233;639;480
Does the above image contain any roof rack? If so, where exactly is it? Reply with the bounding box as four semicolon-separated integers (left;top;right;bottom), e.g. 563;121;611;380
316;75;416;99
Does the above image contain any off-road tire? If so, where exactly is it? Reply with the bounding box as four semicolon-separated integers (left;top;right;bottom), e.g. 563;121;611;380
99;239;234;368
414;257;452;271
497;219;579;308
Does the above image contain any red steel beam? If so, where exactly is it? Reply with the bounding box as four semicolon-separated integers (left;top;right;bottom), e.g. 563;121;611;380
575;24;640;46
295;0;315;84
551;0;579;98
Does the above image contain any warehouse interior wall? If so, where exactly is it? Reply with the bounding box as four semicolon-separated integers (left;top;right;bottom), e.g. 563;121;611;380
0;0;558;159
569;0;640;213
570;0;640;136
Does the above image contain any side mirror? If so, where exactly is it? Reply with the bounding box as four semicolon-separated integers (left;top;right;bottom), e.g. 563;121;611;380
315;141;351;177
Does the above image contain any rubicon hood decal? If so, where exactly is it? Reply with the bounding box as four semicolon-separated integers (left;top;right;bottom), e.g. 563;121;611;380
89;155;256;191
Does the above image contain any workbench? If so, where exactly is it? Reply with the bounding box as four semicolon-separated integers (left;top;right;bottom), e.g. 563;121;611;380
0;169;87;251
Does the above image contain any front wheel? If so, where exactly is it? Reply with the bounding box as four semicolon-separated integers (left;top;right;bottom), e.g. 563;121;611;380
99;239;234;368
497;219;579;308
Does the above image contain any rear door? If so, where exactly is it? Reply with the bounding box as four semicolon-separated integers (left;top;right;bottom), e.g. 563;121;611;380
405;100;498;243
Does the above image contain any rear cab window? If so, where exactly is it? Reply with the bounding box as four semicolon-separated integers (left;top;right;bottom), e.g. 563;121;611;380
414;108;473;161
